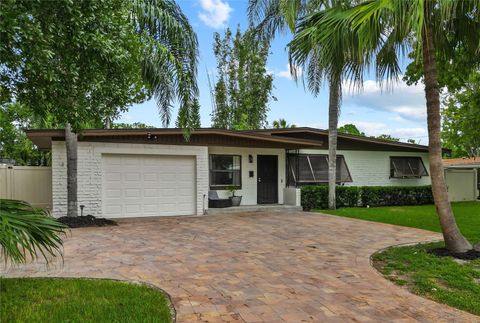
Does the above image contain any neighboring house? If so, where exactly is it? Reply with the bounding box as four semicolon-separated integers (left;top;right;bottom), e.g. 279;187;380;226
26;127;432;218
443;157;480;201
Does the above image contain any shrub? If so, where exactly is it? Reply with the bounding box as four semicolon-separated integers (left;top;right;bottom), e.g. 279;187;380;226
301;185;433;210
301;185;361;210
361;185;433;207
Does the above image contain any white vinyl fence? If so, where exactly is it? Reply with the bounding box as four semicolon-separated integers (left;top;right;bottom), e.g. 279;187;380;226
0;165;52;210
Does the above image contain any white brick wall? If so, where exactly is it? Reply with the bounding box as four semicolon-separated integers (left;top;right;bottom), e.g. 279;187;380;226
52;141;208;218
297;149;432;186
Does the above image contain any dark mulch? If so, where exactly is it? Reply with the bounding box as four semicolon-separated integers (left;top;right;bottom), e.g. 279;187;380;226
58;215;117;228
428;247;480;260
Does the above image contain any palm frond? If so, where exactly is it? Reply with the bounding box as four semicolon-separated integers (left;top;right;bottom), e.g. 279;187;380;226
131;0;199;129
0;199;66;264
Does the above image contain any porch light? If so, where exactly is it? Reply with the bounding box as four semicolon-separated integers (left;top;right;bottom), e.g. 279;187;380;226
248;154;253;163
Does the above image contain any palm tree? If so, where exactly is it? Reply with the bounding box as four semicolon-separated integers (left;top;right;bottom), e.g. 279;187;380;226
295;0;479;252
0;200;66;264
272;118;296;128
65;0;199;217
249;0;365;209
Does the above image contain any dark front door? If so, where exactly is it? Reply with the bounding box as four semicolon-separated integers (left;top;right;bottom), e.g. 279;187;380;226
257;155;278;204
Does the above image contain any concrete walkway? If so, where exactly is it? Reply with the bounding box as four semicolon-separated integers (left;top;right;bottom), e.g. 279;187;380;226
2;212;477;322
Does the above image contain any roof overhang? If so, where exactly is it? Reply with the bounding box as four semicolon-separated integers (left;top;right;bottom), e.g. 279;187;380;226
247;127;437;153
25;128;324;150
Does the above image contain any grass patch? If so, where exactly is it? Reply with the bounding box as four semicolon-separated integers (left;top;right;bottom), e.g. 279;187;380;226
320;201;480;315
0;277;173;322
320;201;480;242
373;243;480;315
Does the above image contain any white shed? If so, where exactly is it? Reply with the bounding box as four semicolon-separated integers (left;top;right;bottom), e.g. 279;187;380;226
443;157;480;202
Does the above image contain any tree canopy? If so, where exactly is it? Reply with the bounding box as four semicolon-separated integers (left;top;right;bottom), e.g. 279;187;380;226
0;0;199;130
442;72;480;157
272;118;296;129
0;0;152;130
338;123;364;136
210;26;275;130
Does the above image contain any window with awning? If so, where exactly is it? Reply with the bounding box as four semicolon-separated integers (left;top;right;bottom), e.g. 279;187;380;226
287;154;352;186
390;157;428;178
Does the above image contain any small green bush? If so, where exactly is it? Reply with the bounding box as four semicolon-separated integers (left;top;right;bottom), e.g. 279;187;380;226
361;185;433;207
301;185;433;210
301;185;361;210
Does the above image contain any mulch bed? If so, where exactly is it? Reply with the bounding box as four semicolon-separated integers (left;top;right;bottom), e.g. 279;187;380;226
428;247;480;260
58;215;117;228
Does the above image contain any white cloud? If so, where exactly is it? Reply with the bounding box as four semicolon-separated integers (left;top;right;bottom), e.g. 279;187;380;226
198;0;232;28
343;78;426;122
340;120;386;134
276;64;303;80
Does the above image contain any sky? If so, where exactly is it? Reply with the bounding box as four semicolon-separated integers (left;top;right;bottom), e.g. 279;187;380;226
118;0;429;144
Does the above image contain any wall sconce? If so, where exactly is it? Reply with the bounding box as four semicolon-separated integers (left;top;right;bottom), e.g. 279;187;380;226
248;154;253;163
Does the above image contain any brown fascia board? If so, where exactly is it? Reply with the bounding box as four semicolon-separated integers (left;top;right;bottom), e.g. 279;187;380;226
248;127;437;152
25;128;323;149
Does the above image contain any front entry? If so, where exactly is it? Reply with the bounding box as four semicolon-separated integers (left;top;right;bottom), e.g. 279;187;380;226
257;155;278;204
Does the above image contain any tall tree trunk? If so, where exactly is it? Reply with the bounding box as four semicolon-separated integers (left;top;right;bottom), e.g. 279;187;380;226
328;77;341;210
65;123;78;217
422;16;471;252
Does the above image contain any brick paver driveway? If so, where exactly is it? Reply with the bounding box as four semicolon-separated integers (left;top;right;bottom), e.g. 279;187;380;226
3;212;477;322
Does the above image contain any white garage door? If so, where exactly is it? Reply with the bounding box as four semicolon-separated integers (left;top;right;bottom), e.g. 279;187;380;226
102;154;196;218
445;169;476;202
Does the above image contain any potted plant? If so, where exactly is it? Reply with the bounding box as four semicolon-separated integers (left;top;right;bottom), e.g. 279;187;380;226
227;185;242;206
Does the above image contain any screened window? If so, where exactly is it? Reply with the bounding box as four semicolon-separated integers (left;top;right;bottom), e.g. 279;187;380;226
287;154;352;186
390;157;428;178
209;155;241;189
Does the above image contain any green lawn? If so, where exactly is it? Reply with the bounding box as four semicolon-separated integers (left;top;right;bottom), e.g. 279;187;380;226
0;278;173;323
320;201;480;315
321;201;480;242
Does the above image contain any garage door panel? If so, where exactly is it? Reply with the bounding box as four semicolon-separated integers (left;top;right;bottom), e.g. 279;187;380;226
143;188;158;197
105;189;121;198
105;205;122;215
105;172;121;182
143;173;158;181
124;172;141;181
102;154;196;218
125;189;141;198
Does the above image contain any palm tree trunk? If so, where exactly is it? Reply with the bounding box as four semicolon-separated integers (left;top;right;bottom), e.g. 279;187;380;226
422;17;471;252
65;123;78;217
328;77;341;210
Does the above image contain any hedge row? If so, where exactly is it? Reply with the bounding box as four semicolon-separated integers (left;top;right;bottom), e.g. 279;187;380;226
301;185;433;210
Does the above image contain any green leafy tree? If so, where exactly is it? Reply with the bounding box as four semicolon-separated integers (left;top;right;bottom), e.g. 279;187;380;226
376;134;399;142
250;0;367;210
1;0;198;217
0;104;50;165
176;98;201;128
407;139;417;144
111;122;155;129
211;26;274;130
296;0;480;252
404;38;480;158
338;123;364;136
442;72;480;157
272;118;296;128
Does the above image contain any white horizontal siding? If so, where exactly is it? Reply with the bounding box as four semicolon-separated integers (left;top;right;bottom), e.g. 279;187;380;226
296;149;431;187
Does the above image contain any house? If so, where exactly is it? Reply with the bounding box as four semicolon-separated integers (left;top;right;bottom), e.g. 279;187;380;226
26;127;432;218
443;157;480;201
